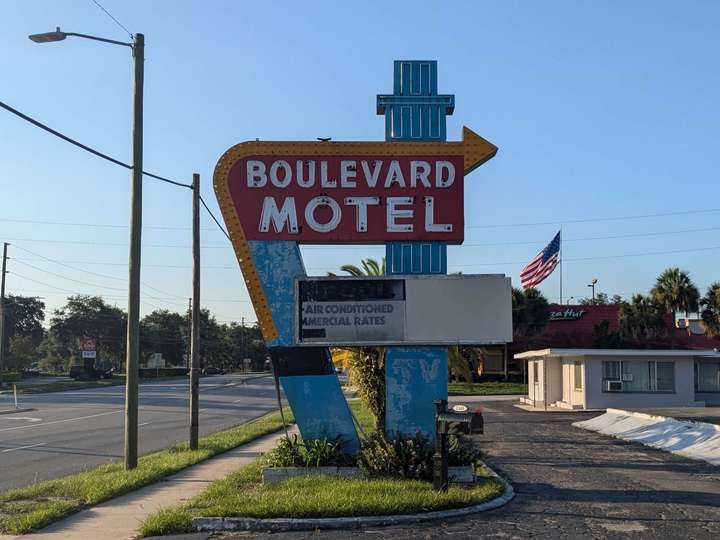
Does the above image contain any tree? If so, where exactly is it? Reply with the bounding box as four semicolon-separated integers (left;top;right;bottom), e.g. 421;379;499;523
512;287;550;337
700;282;720;338
578;292;623;306
8;336;37;370
330;258;386;429
2;295;45;360
650;267;700;317
50;296;126;369
329;258;385;277
141;310;187;366
618;294;666;340
592;320;622;348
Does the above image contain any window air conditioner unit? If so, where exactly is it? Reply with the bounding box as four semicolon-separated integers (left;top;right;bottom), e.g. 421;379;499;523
606;380;623;392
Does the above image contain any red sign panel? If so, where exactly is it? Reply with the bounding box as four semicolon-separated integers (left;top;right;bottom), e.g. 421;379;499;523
227;155;465;244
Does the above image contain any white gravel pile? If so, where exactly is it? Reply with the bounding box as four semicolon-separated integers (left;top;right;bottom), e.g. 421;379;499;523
574;409;720;466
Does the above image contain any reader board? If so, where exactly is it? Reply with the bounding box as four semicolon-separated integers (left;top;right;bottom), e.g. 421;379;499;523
296;274;512;346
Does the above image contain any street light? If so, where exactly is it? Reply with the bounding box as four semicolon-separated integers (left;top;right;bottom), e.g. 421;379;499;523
29;27;144;470
566;296;574;305
587;278;598;305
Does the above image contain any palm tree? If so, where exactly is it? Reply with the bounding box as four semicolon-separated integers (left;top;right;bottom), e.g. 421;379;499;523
512;287;550;338
329;258;385;277
329;258;385;429
619;294;666;340
650;267;700;317
700;283;720;338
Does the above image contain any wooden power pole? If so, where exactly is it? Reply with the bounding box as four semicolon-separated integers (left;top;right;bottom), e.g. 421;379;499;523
0;242;8;387
189;173;201;450
124;32;144;470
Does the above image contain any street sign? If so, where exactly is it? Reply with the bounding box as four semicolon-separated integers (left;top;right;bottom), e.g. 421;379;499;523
296;275;512;346
81;351;97;359
215;127;496;245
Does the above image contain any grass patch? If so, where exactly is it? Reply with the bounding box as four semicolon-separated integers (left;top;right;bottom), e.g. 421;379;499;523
13;376;127;394
0;408;294;534
12;375;193;395
139;401;504;537
347;399;376;434
139;458;503;537
448;382;527;396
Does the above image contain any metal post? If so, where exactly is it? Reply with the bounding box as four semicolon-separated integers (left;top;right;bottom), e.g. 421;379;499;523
433;399;448;492
189;173;201;450
124;32;144;470
0;242;9;387
559;226;563;304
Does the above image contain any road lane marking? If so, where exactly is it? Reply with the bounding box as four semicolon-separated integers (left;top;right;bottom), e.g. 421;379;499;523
0;410;121;433
1;442;47;453
139;422;151;427
1;416;42;422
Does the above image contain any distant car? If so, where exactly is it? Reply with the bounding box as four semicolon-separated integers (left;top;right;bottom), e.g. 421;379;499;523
202;366;224;375
21;368;41;378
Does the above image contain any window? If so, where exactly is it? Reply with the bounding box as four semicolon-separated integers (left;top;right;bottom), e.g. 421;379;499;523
602;359;675;393
603;360;620;380
574;361;583;390
696;361;720;392
533;361;539;383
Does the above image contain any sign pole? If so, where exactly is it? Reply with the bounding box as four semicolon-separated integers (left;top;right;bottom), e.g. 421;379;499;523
189;173;201;450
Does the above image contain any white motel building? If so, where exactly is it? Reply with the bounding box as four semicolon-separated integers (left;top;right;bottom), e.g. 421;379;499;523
517;348;720;410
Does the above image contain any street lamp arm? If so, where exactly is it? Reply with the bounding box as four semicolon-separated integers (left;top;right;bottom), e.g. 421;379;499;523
64;32;132;47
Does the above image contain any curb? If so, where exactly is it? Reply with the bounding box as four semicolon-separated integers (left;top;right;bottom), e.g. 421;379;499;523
193;466;514;532
0;407;35;415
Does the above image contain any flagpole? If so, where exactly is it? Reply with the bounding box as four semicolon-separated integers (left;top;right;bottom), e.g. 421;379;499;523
559;225;563;304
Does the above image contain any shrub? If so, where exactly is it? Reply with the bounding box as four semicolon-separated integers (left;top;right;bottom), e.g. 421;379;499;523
359;432;482;480
265;435;352;468
359;432;433;481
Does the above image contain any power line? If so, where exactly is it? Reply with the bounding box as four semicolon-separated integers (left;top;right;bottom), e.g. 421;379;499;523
90;0;133;38
199;196;231;241
465;208;720;229
0;99;192;189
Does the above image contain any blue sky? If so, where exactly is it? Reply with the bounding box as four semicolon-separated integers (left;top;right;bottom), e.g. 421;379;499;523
2;0;719;324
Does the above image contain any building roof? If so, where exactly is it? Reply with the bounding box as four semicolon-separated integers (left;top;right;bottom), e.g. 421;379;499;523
515;348;720;360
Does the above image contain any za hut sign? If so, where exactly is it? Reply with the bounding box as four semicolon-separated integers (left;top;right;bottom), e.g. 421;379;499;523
215;128;496;244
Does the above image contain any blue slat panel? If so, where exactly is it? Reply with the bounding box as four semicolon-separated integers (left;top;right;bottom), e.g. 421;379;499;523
280;374;359;454
385;347;448;437
379;60;453;437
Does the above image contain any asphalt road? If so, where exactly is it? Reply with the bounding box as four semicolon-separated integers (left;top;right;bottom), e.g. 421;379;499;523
219;399;720;540
0;374;279;491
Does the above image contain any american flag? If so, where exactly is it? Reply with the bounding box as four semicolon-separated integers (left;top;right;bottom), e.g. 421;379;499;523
520;231;560;289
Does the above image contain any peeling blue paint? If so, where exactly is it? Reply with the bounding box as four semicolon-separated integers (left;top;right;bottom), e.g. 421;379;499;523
249;240;359;451
379;60;451;438
280;374;360;454
385;347;448;437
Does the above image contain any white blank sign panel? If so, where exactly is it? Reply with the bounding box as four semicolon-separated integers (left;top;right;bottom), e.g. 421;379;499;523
296;275;512;346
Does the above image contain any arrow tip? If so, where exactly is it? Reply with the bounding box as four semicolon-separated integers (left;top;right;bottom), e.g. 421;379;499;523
462;126;498;174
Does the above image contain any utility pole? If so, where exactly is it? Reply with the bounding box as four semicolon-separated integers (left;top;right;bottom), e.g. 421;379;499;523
189;173;201;450
124;32;144;470
186;297;192;368
0;243;8;387
241;316;246;372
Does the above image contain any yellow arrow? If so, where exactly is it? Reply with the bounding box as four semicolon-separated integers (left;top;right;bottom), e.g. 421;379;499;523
213;127;497;342
214;126;496;179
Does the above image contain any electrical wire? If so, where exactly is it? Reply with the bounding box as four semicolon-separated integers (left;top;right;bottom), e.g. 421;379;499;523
90;0;133;38
0;99;192;189
199;196;231;241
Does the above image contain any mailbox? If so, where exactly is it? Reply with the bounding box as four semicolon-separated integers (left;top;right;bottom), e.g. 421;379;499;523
436;405;483;435
433;401;484;491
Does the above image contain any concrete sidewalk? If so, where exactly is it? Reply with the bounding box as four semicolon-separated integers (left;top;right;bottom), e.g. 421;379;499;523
1;426;295;540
